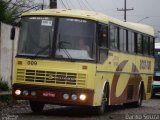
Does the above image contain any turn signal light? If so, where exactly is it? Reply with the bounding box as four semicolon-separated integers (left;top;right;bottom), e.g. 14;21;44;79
63;93;69;100
71;94;77;100
23;90;29;96
82;65;87;70
17;61;22;65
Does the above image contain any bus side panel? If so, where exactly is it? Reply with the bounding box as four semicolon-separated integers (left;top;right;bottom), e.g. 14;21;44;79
109;59;141;105
136;55;155;100
142;75;153;100
96;51;154;106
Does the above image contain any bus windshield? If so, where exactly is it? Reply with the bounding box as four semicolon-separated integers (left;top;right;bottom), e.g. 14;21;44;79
17;17;55;57
17;17;96;61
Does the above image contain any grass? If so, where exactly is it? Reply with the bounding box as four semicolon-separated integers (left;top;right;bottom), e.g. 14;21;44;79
0;77;12;103
0;77;9;91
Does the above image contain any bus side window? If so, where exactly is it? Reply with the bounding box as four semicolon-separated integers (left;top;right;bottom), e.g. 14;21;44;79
128;31;135;53
98;24;108;63
119;28;127;52
150;37;154;56
109;24;118;50
137;34;143;54
143;35;149;55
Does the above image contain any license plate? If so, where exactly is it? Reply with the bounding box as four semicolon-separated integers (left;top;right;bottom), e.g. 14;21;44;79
42;91;55;97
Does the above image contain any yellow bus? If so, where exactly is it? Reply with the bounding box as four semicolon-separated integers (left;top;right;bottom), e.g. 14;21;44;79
12;9;155;115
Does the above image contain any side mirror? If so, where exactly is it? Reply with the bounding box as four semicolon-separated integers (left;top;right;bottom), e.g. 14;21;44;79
10;26;15;40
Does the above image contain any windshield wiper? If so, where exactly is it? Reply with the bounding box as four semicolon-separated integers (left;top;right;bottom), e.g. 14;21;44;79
30;32;51;59
34;44;50;57
58;34;74;62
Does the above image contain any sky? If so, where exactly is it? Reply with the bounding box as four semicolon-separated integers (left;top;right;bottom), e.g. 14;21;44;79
41;0;160;41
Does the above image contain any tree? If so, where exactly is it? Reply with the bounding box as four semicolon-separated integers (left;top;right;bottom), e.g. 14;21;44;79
0;0;42;25
0;0;18;24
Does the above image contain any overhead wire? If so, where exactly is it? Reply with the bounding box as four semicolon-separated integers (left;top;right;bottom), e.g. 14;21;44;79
65;0;70;8
81;0;90;10
77;0;83;9
127;15;160;18
84;0;95;11
59;0;67;9
68;0;75;9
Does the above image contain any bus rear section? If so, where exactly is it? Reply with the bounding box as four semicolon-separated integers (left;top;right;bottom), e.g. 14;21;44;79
152;47;160;97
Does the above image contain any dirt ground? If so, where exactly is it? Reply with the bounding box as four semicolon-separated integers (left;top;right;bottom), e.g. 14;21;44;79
0;96;160;120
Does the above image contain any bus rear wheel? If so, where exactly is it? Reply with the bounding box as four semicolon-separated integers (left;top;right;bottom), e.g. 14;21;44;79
132;86;143;107
29;101;44;113
151;93;155;98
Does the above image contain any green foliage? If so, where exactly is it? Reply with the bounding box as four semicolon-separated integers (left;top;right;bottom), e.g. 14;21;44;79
0;77;12;103
0;77;9;91
0;95;12;103
0;0;19;24
0;0;41;25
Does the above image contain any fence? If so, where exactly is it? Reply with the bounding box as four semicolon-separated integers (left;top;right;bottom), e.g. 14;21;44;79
0;22;19;87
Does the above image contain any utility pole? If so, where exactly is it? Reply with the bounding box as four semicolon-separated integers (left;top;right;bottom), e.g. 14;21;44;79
50;0;57;9
42;0;44;10
117;0;134;22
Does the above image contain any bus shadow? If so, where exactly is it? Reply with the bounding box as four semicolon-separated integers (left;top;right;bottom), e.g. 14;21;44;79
151;95;160;99
44;106;96;117
20;104;138;117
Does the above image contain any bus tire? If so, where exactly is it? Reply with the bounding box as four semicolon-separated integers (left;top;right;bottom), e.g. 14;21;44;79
151;93;155;98
29;101;44;113
133;86;143;107
94;84;109;115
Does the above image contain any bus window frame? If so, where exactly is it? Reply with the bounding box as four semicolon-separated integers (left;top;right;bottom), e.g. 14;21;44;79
150;36;155;56
16;15;98;63
119;28;127;52
108;22;155;57
109;23;119;51
97;22;109;63
136;33;143;55
142;34;150;56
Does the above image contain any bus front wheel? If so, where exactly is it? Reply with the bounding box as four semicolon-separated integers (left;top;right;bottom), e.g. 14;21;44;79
29;101;45;113
94;85;109;115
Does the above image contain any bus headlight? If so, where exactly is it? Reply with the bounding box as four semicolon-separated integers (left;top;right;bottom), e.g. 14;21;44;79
15;89;21;95
71;94;77;100
79;94;86;101
31;91;36;96
63;93;69;100
23;90;29;96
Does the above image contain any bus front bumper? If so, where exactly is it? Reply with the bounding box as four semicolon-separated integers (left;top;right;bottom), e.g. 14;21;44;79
12;84;94;106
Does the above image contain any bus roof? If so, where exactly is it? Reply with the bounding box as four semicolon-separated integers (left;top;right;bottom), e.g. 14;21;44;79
22;9;155;36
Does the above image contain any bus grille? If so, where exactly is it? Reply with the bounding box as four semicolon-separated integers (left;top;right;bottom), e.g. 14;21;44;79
16;69;86;86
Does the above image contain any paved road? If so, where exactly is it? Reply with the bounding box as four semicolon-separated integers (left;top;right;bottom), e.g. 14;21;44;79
0;96;160;120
